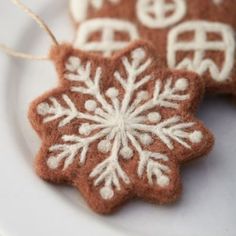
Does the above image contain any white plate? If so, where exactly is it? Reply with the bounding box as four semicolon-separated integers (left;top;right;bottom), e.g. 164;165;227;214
0;1;235;236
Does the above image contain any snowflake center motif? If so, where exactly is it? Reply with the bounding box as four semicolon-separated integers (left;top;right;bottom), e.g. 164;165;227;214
36;46;206;201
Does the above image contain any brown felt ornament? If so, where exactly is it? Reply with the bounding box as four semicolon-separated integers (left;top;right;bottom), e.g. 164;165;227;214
29;40;214;214
70;0;236;95
1;0;214;214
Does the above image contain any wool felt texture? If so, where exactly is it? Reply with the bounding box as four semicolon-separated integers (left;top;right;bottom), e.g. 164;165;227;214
29;40;214;214
70;0;236;95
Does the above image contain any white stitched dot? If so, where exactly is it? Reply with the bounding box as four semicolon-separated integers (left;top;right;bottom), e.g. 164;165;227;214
37;103;50;116
98;140;112;153
85;100;97;112
66;56;81;72
189;131;203;143
131;48;146;61
120;146;133;160
175;78;189;91
106;87;119;98
100;186;114;200
79;123;92;136
47;157;59;170
157;176;170;187
139;133;153;145
147;112;161;123
137;90;149;100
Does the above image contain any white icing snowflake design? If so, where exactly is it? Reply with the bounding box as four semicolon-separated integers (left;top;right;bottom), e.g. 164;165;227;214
34;45;210;202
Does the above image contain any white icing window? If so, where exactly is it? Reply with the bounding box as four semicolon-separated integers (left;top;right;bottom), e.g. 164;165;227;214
136;0;187;28
70;0;121;22
167;21;235;82
74;18;139;57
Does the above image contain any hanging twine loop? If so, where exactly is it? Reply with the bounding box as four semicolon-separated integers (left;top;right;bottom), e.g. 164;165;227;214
0;0;59;60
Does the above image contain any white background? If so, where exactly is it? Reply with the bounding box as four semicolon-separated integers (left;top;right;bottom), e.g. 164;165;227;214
0;1;235;236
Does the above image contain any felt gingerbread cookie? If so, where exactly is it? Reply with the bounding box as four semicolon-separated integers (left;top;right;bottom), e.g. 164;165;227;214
29;40;214;214
69;0;236;94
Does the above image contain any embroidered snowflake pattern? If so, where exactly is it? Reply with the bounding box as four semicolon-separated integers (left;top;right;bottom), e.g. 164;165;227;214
30;43;213;212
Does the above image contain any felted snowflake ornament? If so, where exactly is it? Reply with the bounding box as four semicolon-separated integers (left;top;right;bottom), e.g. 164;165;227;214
29;41;214;214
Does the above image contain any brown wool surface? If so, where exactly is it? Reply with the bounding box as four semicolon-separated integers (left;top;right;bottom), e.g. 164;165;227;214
29;41;214;214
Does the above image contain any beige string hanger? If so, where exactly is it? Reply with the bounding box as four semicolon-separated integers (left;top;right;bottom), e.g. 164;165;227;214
0;0;59;60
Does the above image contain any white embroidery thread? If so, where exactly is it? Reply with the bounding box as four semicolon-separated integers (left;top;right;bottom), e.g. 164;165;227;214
168;21;235;82
37;48;203;200
212;0;223;5
70;0;120;22
136;0;187;28
74;18;139;57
